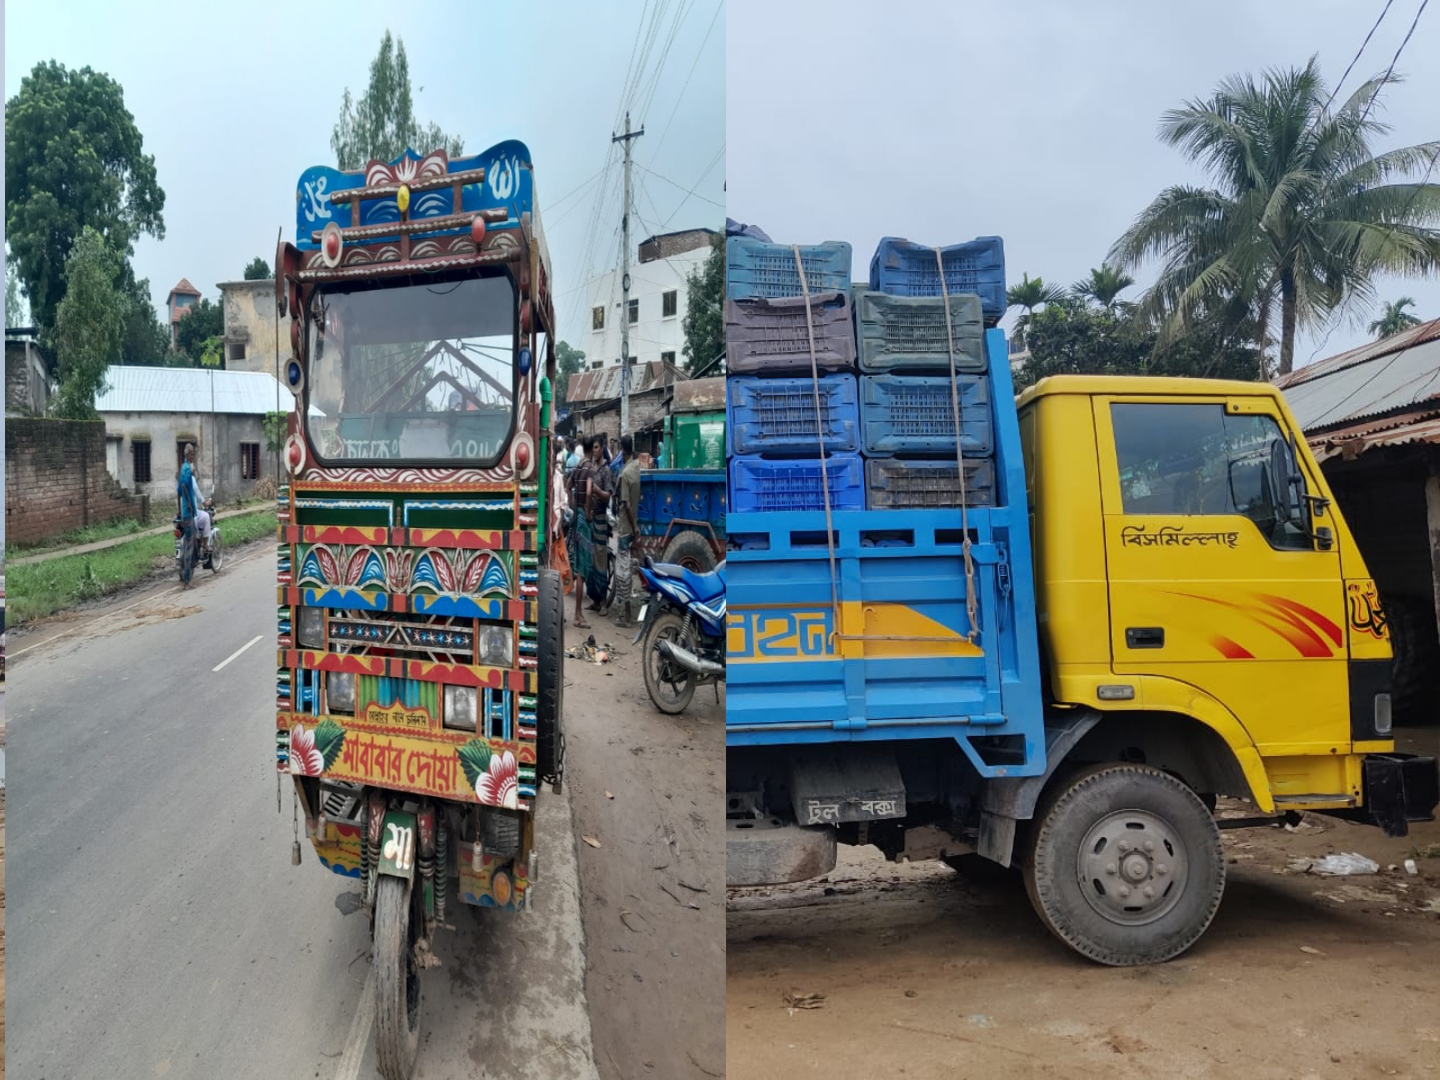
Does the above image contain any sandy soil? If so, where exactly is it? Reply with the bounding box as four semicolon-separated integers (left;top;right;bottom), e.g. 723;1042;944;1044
564;608;726;1078
727;731;1440;1080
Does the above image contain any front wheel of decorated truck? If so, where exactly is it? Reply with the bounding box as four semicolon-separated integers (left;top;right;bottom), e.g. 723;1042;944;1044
374;873;423;1080
536;567;565;788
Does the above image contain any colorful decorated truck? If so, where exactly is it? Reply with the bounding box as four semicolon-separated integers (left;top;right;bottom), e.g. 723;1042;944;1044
273;142;563;1078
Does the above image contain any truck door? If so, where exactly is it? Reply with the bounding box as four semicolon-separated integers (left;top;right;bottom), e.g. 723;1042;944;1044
1095;396;1347;753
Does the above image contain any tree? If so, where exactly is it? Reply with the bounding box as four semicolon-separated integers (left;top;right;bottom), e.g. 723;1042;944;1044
1110;57;1440;375
1016;300;1265;391
5;252;30;327
331;32;464;170
1070;264;1136;310
49;227;126;419
243;257;271;280
1006;272;1067;333
1368;297;1423;339
5;61;165;330
174;297;224;362
682;234;724;375
116;265;172;366
554;340;585;409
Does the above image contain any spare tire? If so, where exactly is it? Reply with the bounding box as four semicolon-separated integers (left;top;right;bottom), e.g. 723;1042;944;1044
1386;593;1440;727
661;529;716;574
535;567;565;784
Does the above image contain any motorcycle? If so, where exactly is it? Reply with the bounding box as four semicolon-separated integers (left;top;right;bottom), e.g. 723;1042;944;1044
632;556;725;714
173;498;225;577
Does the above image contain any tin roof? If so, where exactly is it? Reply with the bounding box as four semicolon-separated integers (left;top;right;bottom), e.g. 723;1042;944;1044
1275;319;1440;461
671;376;724;413
565;360;682;406
95;365;321;416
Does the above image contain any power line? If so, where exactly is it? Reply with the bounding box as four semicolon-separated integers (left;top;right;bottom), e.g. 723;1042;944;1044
1318;0;1396;120
648;0;723;166
541;167;604;216
1356;0;1429;129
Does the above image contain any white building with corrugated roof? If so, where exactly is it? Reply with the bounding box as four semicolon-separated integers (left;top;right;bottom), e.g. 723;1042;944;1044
95;365;315;504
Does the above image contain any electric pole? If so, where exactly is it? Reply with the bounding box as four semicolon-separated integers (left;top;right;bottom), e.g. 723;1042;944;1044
613;111;643;441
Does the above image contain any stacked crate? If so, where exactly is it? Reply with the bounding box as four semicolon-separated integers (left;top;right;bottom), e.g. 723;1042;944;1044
724;234;1007;514
724;238;865;513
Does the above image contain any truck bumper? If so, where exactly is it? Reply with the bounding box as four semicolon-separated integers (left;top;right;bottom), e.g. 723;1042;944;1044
1362;753;1439;838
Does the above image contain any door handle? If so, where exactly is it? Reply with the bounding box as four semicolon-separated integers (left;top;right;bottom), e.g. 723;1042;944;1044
1125;627;1165;649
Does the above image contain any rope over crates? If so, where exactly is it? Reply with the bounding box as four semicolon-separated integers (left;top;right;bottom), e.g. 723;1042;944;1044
792;245;981;648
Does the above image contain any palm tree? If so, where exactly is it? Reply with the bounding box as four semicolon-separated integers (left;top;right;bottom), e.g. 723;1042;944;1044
1006;272;1067;334
1368;296;1423;339
1070;264;1136;310
1109;57;1440;375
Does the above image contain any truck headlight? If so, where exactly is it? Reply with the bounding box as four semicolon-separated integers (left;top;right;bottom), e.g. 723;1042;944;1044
297;607;326;648
444;685;479;732
1375;693;1392;736
327;671;356;715
478;624;513;668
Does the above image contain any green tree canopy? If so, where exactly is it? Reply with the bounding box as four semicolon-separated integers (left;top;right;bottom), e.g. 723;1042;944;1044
1070;264;1136;310
331;32;464;170
117;267;171;367
1006;272;1066;334
1368;296;1423;339
554;340;585;409
5;61;165;330
1016;300;1265;391
682;234;724;376
175;297;224;362
50;227;126;419
1110;57;1440;375
243;256;271;280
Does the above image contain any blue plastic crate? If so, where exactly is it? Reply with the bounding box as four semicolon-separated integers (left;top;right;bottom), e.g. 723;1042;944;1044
868;236;1007;322
860;373;993;457
854;287;985;374
865;457;995;509
730;453;866;514
727;237;852;300
727;374;860;456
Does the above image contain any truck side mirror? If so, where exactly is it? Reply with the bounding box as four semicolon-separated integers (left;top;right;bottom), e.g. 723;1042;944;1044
1267;440;1296;525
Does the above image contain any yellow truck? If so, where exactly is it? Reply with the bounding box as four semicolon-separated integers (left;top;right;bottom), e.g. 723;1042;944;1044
727;354;1439;965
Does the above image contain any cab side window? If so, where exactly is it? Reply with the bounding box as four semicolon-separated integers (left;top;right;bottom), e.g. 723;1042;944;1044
1110;403;1311;551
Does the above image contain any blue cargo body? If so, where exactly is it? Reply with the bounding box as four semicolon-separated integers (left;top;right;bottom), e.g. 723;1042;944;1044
727;238;852;300
637;469;727;539
730;452;866;514
726;329;1045;779
860;373;993;457
727;374;860;456
869;236;1007;322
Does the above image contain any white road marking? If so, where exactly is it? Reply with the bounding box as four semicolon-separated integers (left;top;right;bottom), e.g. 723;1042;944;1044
213;634;264;672
333;967;375;1080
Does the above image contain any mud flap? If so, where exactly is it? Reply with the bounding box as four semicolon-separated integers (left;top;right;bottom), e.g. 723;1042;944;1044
377;810;419;880
1362;754;1439;837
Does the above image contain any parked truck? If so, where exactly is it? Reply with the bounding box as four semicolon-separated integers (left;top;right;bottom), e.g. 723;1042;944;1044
725;234;1439;966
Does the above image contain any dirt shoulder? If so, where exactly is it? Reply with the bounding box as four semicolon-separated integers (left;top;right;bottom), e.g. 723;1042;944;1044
563;612;726;1079
728;744;1440;1080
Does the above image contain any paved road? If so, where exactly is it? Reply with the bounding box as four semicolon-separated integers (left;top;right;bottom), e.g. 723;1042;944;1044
7;546;598;1079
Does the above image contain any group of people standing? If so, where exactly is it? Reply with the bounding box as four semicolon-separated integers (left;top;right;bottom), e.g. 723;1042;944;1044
558;432;643;630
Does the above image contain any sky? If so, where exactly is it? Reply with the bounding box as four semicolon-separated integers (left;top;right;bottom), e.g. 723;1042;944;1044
3;0;726;351
726;0;1440;368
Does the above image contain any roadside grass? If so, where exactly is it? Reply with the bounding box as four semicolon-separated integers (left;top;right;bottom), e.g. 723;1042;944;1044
6;515;150;558
7;510;277;626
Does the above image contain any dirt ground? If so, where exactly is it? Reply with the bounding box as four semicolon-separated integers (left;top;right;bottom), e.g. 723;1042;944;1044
563;606;726;1079
727;730;1440;1080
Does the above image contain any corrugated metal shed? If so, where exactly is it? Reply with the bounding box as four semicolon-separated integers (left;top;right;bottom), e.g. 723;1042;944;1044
566;360;681;406
1276;319;1440;434
672;376;724;413
95;365;320;415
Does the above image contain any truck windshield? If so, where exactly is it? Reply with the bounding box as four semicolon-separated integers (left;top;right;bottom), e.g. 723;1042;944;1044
305;271;516;463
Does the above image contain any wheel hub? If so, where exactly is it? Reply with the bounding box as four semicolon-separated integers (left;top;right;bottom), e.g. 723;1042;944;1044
1078;809;1188;925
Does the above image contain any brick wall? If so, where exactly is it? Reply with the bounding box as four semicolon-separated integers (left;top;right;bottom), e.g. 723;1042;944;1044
6;418;148;545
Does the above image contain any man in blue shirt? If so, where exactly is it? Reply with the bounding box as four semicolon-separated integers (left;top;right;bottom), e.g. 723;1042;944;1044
177;444;201;589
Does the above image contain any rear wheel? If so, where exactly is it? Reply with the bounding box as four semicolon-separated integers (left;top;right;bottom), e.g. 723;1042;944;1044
1022;764;1224;966
661;530;715;573
208;530;224;572
373;874;422;1080
643;609;696;714
535;567;565;785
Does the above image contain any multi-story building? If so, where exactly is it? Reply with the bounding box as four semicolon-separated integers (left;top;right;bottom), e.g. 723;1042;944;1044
584;227;717;373
166;278;202;349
